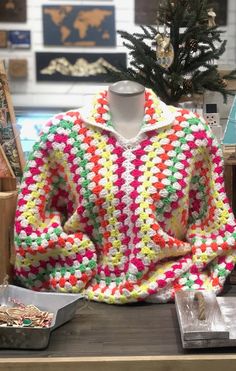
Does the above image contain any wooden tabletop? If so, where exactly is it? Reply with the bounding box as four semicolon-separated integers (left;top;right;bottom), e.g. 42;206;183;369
0;285;236;370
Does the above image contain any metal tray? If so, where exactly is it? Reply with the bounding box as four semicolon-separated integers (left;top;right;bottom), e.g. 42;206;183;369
0;285;83;349
175;290;236;349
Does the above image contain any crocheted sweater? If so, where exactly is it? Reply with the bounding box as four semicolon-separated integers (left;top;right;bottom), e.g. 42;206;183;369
14;89;236;304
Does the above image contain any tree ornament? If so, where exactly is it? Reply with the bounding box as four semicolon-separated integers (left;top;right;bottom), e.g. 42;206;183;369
188;39;198;52
155;32;174;69
107;0;235;105
183;78;193;92
207;8;216;27
219;78;227;88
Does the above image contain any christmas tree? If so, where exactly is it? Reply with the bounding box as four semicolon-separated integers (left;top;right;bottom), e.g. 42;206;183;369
107;0;235;106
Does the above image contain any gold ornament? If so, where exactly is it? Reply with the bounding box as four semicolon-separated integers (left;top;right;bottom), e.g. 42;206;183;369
155;33;174;69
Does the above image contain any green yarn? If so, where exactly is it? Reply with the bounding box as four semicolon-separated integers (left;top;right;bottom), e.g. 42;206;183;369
36;237;42;245
79;264;86;272
49;126;59;134
105;277;112;285
169;167;178;174
61;267;67;276
14;235;21;245
186;279;194;288
188;117;201;125
25;236;32;245
88;260;96;269
60;120;73;129
54;228;62;236
45;233;51;241
115;278;122;285
175;147;182;154
166;185;176;194
69;131;78;139
70;267;76;274
136;272;143;279
41;134;48;143
183;127;192;135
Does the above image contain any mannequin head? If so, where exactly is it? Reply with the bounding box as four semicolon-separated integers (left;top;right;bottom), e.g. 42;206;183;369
108;80;145;97
107;80;145;139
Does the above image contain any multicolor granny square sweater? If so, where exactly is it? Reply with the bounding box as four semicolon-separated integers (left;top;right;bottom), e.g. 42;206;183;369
14;89;236;304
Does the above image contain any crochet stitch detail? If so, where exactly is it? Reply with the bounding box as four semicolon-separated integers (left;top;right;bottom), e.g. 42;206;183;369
14;90;236;304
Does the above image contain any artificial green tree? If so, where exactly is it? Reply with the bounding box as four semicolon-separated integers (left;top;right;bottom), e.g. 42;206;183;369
107;0;235;105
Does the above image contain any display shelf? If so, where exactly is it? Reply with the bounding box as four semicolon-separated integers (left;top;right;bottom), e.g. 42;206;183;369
0;60;24;284
0;60;25;179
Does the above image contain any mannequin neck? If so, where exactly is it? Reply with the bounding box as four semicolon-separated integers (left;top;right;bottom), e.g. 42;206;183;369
107;85;145;140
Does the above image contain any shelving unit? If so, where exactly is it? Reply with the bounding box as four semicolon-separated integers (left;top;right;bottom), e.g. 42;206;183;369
0;59;24;283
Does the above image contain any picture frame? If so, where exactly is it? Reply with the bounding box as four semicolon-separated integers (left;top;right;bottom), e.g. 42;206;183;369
135;0;158;25
0;31;8;49
8;59;28;79
8;30;31;49
0;0;27;23
135;0;227;26
43;5;116;47
36;52;127;82
208;0;228;26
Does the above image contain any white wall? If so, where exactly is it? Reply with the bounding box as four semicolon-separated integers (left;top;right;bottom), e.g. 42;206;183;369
0;0;235;110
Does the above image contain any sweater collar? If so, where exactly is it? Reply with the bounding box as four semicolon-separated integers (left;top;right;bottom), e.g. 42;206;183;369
80;88;177;133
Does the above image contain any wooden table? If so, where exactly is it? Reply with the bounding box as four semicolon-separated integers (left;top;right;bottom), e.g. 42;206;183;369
0;285;236;371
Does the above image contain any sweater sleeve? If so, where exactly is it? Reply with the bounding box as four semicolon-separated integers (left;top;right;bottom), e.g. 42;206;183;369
14;117;97;292
185;121;236;291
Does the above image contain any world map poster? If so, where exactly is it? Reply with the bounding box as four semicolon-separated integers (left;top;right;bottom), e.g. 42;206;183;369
43;5;116;47
36;52;127;82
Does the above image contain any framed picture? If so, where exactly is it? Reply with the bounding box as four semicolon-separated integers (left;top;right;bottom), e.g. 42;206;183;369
8;30;31;49
135;0;227;26
8;59;28;79
36;52;127;82
135;0;157;25
0;0;27;23
43;5;116;47
208;0;228;26
0;31;8;48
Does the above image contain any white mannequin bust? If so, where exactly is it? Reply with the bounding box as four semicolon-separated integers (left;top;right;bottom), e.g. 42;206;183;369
107;80;145;139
